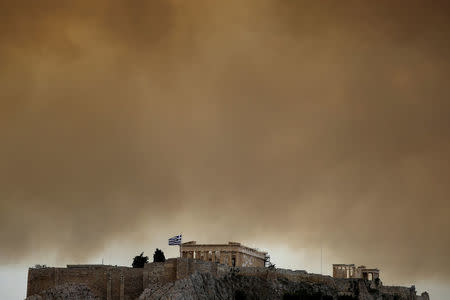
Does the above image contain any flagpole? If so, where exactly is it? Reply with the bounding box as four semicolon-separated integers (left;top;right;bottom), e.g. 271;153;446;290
169;234;183;258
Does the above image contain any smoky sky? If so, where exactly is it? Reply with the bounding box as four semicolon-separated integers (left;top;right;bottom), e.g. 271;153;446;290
1;0;450;284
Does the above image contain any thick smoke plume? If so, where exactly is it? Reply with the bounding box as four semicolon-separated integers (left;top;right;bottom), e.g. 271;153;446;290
1;0;449;285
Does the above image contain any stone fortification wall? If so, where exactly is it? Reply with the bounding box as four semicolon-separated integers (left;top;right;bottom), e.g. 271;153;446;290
380;285;430;300
138;265;427;300
117;267;145;299
235;266;350;290
28;259;231;299
195;265;422;299
27;267;57;297
27;259;429;300
175;260;349;291
177;257;220;279
27;265;144;300
143;259;177;286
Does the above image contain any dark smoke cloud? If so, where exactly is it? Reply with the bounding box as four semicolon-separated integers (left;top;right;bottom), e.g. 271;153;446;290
1;0;449;285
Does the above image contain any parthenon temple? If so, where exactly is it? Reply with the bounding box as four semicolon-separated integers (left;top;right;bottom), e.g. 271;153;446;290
333;264;380;281
180;241;268;267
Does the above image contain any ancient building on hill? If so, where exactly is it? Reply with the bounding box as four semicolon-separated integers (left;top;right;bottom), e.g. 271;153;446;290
333;264;380;281
27;258;429;300
181;241;268;267
27;241;269;299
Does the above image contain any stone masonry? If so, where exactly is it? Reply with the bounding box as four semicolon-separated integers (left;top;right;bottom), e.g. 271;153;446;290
333;264;380;281
27;241;268;300
180;241;268;267
27;258;429;300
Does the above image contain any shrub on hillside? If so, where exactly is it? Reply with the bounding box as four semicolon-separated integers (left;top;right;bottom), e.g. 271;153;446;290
132;252;149;268
153;248;166;262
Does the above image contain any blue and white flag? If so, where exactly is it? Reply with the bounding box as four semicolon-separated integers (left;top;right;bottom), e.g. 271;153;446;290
168;234;182;246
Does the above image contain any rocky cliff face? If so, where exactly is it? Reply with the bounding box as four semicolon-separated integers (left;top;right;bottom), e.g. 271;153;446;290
26;263;430;300
139;269;428;300
26;283;100;300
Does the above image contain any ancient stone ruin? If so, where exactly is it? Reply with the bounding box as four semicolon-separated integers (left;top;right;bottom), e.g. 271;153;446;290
333;264;380;281
26;241;430;300
180;241;268;267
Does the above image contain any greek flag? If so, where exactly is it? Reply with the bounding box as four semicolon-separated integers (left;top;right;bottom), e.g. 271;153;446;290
168;234;182;246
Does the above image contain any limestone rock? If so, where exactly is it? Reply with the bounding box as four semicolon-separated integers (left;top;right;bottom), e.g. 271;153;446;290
140;271;342;300
139;270;422;300
26;283;100;300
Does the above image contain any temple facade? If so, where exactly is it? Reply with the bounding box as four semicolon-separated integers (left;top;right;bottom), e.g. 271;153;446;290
180;241;268;267
333;264;380;281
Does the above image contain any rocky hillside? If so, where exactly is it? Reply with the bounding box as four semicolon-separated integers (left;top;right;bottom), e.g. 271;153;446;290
26;283;100;300
26;266;429;300
139;269;428;300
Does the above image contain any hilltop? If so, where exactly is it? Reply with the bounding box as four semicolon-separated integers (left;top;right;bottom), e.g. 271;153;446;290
26;258;429;300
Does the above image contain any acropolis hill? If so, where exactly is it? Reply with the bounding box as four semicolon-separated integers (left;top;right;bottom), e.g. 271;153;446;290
26;241;430;300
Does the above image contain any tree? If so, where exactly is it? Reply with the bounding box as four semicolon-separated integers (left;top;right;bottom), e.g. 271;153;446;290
132;252;149;268
153;248;166;262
